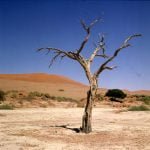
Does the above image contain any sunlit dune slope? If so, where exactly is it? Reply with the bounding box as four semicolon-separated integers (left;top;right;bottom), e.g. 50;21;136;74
0;73;85;85
0;73;89;100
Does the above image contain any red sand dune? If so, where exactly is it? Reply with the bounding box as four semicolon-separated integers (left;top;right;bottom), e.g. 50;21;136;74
0;73;88;100
0;73;85;86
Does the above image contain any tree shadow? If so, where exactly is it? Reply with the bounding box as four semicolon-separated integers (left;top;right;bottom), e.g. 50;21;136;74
50;124;81;133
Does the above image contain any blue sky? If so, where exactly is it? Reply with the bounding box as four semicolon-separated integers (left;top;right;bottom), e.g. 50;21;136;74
0;0;150;91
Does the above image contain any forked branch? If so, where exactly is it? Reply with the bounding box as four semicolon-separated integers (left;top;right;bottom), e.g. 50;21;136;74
38;19;101;68
94;34;142;77
88;34;106;63
104;66;117;70
37;47;77;67
77;19;99;55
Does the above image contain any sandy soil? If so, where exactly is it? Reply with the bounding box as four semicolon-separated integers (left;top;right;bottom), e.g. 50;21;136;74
0;108;150;150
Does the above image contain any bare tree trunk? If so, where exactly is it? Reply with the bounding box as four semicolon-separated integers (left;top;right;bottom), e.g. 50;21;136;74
81;80;97;133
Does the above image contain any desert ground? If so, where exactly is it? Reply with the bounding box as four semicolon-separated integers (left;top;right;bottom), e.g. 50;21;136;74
0;108;150;150
0;73;150;149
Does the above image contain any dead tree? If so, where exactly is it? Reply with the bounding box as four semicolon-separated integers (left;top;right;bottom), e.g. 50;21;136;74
38;19;141;133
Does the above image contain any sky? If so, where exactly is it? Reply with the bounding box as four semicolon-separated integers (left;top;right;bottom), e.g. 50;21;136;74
0;0;150;91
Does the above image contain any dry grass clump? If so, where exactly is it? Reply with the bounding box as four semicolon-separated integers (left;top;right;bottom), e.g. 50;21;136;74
5;90;20;99
27;91;42;99
0;104;14;110
126;95;150;111
128;105;150;111
25;91;77;103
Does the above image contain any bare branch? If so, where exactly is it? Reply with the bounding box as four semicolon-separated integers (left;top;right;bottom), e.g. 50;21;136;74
80;20;88;31
98;34;105;55
49;52;62;68
37;48;44;51
38;47;70;56
77;20;90;55
37;47;91;80
104;66;117;70
95;54;109;58
77;19;100;55
38;47;78;67
88;47;101;63
94;34;142;77
88;34;106;63
38;47;68;53
89;18;99;28
60;54;66;60
124;34;142;44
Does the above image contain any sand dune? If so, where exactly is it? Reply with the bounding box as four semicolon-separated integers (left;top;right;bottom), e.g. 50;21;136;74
0;73;85;85
0;73;89;100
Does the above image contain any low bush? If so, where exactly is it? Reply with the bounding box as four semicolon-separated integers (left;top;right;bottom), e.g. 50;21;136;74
41;93;52;100
49;96;56;100
58;89;64;92
0;104;14;110
26;93;35;100
56;96;77;103
32;91;43;97
42;93;51;98
105;89;126;99
27;91;42;100
41;94;77;103
5;90;18;95
0;90;5;101
11;93;17;99
95;94;103;101
128;105;150;111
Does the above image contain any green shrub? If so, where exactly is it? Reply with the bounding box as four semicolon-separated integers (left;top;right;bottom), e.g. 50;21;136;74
0;104;14;110
0;90;5;101
105;89;126;99
128;105;150;111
